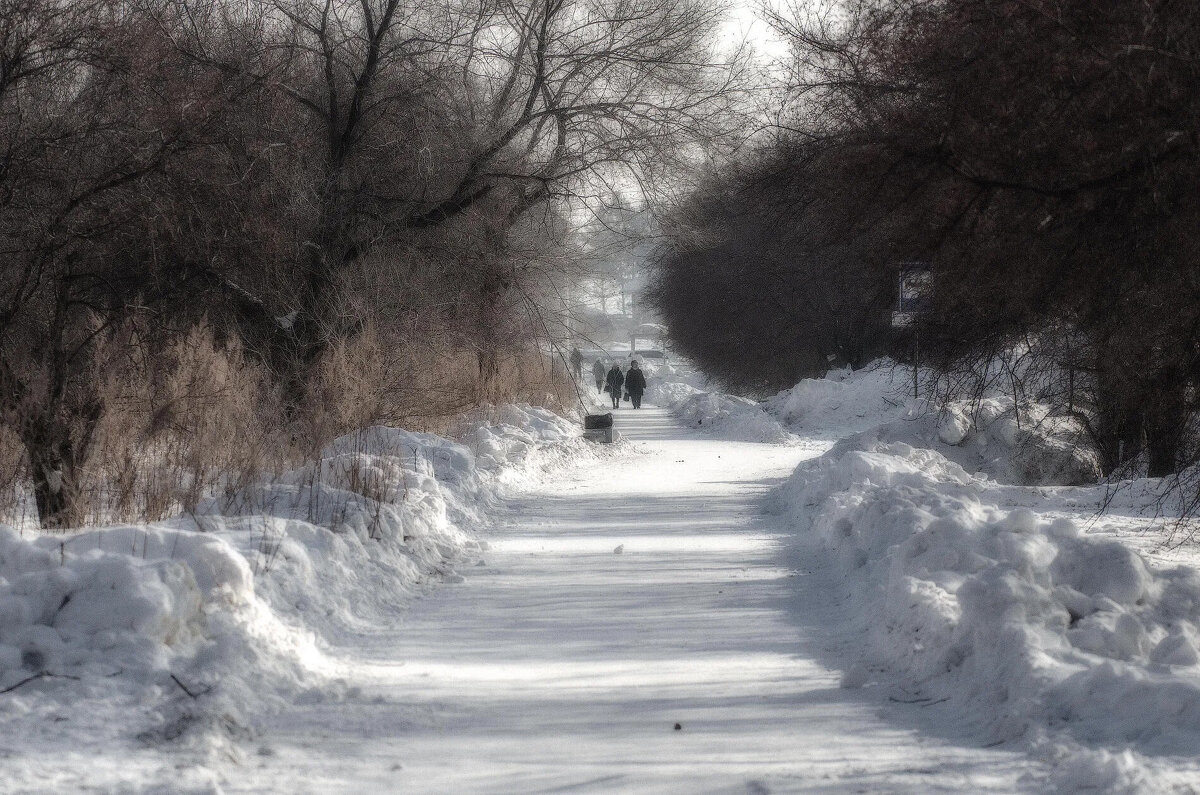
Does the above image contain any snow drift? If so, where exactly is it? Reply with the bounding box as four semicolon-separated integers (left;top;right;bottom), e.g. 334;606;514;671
780;430;1200;788
672;392;794;444
0;404;587;774
766;361;1101;486
768;361;1200;788
641;359;795;444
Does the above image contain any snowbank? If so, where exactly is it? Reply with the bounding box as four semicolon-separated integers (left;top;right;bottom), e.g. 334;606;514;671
781;436;1200;788
767;361;1101;486
641;359;794;444
0;525;239;680
639;360;708;407
0;405;587;779
452;403;585;485
764;361;912;437
672;392;794;444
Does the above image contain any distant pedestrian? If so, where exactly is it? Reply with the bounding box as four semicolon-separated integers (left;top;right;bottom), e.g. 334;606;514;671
592;358;606;391
605;363;624;409
625;360;647;409
569;347;583;380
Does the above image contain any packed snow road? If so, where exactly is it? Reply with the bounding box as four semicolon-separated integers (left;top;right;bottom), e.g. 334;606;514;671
231;406;1027;793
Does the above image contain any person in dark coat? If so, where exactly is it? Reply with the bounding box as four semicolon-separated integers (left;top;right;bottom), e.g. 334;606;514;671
592;358;606;392
569;347;583;379
624;360;647;409
604;363;624;409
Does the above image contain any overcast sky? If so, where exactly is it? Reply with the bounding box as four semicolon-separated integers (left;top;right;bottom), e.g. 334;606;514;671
722;1;790;59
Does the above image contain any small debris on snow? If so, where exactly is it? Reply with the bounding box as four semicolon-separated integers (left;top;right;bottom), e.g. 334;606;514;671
840;662;871;689
613;544;624;555
674;723;682;731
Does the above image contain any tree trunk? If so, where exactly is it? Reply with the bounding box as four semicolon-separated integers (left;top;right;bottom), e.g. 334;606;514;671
1144;370;1188;478
477;348;501;401
1093;367;1143;476
21;404;101;530
473;265;513;401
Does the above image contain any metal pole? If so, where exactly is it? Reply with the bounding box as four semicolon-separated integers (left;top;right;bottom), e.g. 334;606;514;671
1067;367;1075;415
912;327;919;399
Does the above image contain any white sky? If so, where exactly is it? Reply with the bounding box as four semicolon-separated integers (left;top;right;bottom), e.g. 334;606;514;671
720;1;791;60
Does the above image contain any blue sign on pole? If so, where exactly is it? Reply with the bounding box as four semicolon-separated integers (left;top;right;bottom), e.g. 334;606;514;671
892;262;929;398
898;263;932;313
892;262;931;328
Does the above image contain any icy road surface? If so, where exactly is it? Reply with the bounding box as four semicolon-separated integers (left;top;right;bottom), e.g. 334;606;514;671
232;406;1028;793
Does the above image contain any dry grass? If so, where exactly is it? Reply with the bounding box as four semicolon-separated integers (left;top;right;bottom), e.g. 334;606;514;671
0;323;577;530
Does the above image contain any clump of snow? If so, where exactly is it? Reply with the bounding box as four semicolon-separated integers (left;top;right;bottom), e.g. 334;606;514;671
0;524;244;680
672;392;794;444
639;360;708;407
936;405;973;445
764;361;913;438
780;432;1200;782
0;519;325;778
641;359;794;444
1034;741;1151;794
451;403;586;485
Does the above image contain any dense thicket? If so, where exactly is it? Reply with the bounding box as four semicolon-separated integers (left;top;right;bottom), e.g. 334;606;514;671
654;0;1200;482
822;0;1200;480
0;0;739;527
648;140;932;392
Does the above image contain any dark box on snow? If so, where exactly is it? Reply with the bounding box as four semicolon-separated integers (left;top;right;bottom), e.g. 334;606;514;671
584;413;613;429
583;412;615;443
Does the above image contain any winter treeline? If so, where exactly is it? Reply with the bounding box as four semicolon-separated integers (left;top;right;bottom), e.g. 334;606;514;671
0;0;738;529
651;0;1200;484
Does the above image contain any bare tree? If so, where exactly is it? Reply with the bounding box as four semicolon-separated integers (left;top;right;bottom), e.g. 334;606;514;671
0;0;272;527
213;0;744;396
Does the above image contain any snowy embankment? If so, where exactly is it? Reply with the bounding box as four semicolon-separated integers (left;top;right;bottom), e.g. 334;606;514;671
775;362;1200;790
0;404;588;777
763;360;1099;485
644;360;795;444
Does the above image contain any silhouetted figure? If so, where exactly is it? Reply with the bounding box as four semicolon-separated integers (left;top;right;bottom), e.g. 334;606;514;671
605;364;624;409
625;360;647;408
592;358;606;391
569;347;583;379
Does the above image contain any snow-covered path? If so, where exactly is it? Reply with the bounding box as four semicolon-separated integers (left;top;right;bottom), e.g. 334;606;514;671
232;407;1027;793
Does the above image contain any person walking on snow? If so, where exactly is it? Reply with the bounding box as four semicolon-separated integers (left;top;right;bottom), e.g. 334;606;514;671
604;363;624;409
624;360;647;409
569;347;583;380
592;358;606;392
